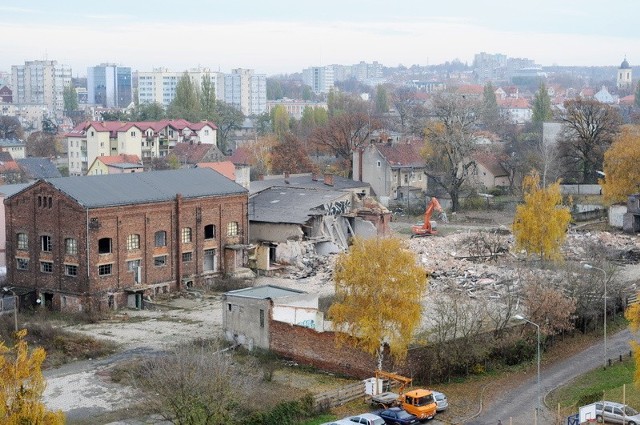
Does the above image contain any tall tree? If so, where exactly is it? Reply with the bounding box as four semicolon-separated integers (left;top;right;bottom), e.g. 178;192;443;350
167;72;200;122
601;125;640;204
270;105;290;139
531;82;553;127
635;82;640;109
375;85;389;114
558;98;621;183
328;237;427;369
200;74;217;120
0;330;65;424
63;84;78;114
271;132;314;174
26;131;58;157
133;102;166;121
391;86;416;132
211;100;244;154
522;280;576;336
0;116;24;140
512;171;571;260
311;111;377;177
625;300;640;385
481;82;501;131
423;93;480;212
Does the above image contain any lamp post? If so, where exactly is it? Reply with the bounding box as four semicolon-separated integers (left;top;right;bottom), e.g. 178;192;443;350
515;314;541;418
584;263;607;368
2;287;18;332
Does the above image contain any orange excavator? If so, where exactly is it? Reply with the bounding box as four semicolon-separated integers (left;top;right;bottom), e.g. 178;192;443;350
411;197;448;237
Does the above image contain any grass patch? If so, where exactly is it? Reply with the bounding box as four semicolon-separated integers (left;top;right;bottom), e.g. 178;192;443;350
547;356;639;418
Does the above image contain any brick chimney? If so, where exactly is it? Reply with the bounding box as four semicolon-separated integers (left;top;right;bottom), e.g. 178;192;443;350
324;173;334;186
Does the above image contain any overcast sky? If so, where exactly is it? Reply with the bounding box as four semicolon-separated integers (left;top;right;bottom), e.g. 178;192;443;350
2;0;638;76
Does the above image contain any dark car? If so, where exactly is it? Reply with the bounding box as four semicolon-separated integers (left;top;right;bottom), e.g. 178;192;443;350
375;407;419;425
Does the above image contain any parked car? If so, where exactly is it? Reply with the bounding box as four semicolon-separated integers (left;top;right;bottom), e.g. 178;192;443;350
375;407;419;425
594;401;640;424
432;391;448;412
320;421;354;425
346;412;386;425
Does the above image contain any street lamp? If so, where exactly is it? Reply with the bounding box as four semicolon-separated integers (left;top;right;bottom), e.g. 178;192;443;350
514;313;541;418
2;287;18;332
584;263;607;368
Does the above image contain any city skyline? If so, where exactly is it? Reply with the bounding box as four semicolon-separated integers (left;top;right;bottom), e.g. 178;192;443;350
1;0;639;76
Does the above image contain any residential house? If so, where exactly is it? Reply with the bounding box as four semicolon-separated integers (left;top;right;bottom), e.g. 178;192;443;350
266;99;328;120
86;154;143;175
0;152;23;183
171;142;226;167
471;150;511;191
594;86;616;104
5;168;249;312
0;85;12;103
66;119;218;175
16;158;62;180
0;138;26;159
352;139;428;205
498;98;532;124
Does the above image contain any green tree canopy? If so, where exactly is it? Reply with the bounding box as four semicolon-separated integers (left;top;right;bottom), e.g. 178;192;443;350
532;82;553;126
375;85;389;114
167;72;200;122
63;84;78;114
328;237;428;368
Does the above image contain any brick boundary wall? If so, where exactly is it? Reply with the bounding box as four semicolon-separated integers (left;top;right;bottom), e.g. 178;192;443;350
269;318;379;379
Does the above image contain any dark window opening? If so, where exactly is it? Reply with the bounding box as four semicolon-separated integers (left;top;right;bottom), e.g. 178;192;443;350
98;237;112;254
204;224;215;239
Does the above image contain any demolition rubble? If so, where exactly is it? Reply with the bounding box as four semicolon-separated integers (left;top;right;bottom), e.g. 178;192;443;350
262;228;640;299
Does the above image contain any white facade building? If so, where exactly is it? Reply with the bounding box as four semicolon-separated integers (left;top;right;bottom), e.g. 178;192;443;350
137;68;224;107
266;99;328;120
224;68;266;116
11;60;71;116
302;66;334;94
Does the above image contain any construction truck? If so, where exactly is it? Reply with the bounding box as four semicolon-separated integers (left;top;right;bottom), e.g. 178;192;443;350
411;197;448;237
366;371;437;421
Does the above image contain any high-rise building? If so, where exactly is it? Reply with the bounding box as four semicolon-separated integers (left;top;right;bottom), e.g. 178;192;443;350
137;68;224;107
87;64;132;108
302;66;334;94
11;60;71;115
473;52;508;83
223;68;266;116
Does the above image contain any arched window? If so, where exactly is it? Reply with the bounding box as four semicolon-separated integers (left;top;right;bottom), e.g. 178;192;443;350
98;237;112;254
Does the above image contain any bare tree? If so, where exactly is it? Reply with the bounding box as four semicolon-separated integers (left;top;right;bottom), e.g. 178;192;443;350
423;93;481;211
133;342;256;425
558;99;621;183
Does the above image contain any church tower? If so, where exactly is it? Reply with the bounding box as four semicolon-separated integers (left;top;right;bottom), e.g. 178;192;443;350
617;57;632;91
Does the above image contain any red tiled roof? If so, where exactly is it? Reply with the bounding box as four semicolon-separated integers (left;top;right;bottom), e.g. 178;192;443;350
171;142;216;164
98;154;142;165
497;98;530;109
228;147;252;165
473;148;509;177
456;84;484;95
197;161;235;181
620;94;635;106
65;119;218;138
375;140;426;168
0;151;19;172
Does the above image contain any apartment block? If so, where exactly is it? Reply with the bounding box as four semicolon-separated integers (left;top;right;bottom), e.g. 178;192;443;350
11;60;72;116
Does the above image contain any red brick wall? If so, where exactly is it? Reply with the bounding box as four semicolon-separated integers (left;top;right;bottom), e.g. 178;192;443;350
269;319;379;379
6;180;248;310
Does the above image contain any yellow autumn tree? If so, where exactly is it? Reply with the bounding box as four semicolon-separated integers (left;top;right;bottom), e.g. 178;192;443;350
601;125;640;204
512;171;571;261
328;237;428;369
625;302;640;385
0;330;64;424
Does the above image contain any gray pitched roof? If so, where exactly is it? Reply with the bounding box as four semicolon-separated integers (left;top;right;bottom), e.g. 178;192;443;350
38;168;246;208
0;182;34;197
249;186;348;224
250;173;369;194
16;158;63;179
225;284;306;299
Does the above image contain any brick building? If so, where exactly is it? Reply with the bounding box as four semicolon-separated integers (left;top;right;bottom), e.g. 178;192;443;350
5;168;249;312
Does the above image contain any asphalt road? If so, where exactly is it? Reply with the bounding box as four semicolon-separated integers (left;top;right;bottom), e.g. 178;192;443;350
465;328;633;425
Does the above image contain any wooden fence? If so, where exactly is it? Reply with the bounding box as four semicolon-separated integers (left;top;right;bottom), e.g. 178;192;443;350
313;381;365;409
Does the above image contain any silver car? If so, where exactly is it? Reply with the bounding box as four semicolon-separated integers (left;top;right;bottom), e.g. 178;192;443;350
595;401;640;424
432;390;448;412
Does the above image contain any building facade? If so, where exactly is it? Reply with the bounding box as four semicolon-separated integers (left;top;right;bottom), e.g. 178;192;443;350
66;119;218;175
87;64;132;108
224;68;266;116
5;168;249;312
265;99;328;120
302;66;335;94
137;68;224;107
617;58;633;91
11;60;72;116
